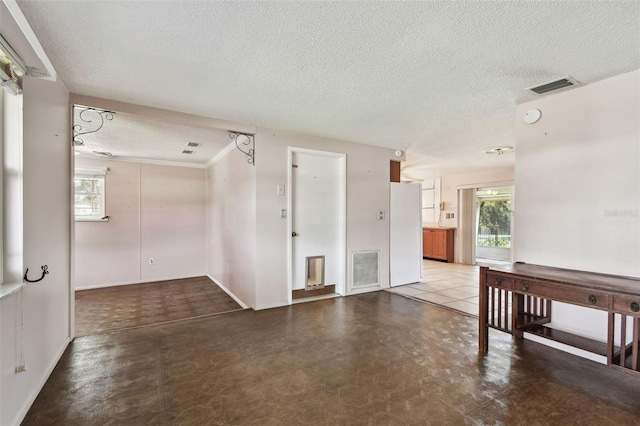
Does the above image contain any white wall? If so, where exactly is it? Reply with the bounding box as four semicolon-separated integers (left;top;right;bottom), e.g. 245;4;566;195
439;167;514;229
206;147;256;308
75;159;206;289
254;127;392;310
1;76;70;425
514;70;640;342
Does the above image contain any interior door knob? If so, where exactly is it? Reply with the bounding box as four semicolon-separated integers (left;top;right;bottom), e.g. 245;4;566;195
292;232;297;237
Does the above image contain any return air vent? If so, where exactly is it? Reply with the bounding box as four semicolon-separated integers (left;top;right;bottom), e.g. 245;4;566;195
352;250;379;288
186;142;201;148
527;76;580;94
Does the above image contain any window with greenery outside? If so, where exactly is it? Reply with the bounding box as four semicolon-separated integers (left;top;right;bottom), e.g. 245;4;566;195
477;200;510;248
74;176;104;219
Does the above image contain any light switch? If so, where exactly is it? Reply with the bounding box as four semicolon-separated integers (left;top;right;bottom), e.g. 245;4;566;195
280;209;287;218
277;184;286;196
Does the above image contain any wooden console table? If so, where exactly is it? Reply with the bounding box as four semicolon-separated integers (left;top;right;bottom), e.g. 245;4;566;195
479;263;640;375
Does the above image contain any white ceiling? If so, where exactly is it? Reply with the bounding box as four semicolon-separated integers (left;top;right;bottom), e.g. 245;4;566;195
17;1;640;172
72;106;231;166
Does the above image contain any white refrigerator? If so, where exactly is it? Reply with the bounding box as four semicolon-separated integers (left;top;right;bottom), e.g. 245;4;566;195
390;182;423;287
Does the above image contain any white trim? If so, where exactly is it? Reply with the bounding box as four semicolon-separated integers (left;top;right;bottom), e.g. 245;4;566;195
287;147;347;306
74;274;207;291
13;337;70;426
206;274;249;309
254;301;289;311
3;0;58;82
0;282;22;300
74;217;109;222
206;141;236;167
75;167;107;176
455;179;514;191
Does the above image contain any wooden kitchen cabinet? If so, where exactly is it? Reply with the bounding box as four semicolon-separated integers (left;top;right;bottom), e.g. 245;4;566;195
422;228;454;262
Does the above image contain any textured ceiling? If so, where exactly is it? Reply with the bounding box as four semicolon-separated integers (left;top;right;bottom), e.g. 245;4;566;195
72;106;231;165
17;1;640;172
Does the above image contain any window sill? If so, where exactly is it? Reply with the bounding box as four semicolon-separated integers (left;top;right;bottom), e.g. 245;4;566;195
75;217;109;222
1;283;24;300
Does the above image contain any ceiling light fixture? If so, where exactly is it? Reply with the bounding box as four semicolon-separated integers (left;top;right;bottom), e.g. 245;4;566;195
92;151;113;158
485;146;514;155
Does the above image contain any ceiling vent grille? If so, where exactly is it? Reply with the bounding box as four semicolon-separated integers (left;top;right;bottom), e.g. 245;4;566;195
182;150;195;155
527;76;580;94
186;142;201;148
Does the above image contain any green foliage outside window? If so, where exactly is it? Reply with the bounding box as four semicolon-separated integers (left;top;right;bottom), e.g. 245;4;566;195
74;177;103;217
478;200;511;248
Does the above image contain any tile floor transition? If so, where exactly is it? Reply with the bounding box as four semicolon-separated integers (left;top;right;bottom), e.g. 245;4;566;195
387;259;508;316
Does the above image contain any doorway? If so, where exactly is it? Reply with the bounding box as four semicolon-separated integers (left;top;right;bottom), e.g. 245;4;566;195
288;148;346;303
475;187;512;265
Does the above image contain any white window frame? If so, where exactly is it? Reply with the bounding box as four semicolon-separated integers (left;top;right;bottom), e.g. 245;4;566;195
74;168;108;222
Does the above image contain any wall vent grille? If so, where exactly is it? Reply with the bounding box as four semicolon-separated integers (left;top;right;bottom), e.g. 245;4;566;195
527;76;580;94
352;250;379;288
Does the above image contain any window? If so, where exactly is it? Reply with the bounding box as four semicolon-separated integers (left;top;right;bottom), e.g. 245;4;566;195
74;168;107;221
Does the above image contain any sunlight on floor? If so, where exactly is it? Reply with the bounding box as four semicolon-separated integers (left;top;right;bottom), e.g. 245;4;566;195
386;259;481;316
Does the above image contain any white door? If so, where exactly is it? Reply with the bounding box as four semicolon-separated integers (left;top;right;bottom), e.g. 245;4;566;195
390;183;422;286
291;151;341;292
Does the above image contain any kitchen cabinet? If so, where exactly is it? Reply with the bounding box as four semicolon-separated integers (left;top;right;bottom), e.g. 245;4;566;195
422;228;454;262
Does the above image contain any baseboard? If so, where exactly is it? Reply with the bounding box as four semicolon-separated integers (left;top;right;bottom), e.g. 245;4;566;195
75;275;206;291
14;336;70;426
206;274;250;309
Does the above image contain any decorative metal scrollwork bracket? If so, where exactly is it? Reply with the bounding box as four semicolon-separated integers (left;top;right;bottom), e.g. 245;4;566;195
24;265;49;283
228;131;255;165
73;106;115;146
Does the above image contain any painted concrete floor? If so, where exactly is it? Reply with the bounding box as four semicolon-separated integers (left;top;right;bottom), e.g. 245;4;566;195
387;259;485;316
23;291;640;425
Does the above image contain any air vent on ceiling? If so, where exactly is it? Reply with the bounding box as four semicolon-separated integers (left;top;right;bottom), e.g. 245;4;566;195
527;76;580;95
182;150;195;155
186;142;201;148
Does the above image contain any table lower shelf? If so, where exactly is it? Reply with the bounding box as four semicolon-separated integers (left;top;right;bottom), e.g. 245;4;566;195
523;325;611;357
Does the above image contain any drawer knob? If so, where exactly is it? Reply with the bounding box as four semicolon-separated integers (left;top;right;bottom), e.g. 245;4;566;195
495;278;502;286
588;294;597;305
631;301;640;313
522;281;529;291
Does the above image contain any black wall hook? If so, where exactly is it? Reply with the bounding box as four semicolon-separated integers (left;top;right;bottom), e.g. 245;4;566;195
24;265;49;283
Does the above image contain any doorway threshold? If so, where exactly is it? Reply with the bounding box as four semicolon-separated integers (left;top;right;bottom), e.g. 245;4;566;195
292;293;340;305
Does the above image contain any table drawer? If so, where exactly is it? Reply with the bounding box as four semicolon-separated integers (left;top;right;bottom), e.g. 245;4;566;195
612;295;640;316
514;279;609;310
486;273;513;289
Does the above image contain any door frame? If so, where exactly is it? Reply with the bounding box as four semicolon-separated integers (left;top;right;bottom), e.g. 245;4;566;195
456;180;514;264
287;146;346;305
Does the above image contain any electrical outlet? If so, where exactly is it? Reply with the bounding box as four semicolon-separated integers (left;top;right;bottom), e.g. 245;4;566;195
149;258;155;265
16;365;27;373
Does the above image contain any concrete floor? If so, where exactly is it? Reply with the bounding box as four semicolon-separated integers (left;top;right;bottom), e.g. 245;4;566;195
23;291;640;425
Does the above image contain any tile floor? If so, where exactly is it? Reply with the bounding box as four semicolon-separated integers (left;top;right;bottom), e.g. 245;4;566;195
387;259;507;316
